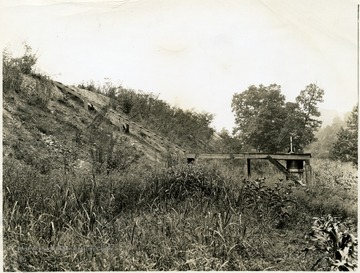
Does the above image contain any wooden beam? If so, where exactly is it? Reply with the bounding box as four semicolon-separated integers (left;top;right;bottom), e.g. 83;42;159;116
185;153;245;160
266;155;289;175
185;153;310;161
243;153;311;160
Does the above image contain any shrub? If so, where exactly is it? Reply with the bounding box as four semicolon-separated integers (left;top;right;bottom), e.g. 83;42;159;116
3;44;53;107
3;48;23;93
88;129;141;175
304;159;358;217
237;178;298;228
77;80;99;93
3;44;37;80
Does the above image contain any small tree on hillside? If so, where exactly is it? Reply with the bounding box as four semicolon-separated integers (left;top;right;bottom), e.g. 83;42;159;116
3;43;38;92
330;105;358;165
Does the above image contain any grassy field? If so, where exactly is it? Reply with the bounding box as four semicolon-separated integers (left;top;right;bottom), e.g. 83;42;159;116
3;156;357;271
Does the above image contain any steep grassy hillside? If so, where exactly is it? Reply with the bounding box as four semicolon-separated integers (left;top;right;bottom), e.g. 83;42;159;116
3;74;193;175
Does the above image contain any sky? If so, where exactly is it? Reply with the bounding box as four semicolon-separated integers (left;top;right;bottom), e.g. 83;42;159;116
1;0;359;132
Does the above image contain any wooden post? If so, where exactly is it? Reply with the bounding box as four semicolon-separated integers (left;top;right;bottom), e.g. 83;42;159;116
305;160;312;185
243;156;251;178
243;156;248;178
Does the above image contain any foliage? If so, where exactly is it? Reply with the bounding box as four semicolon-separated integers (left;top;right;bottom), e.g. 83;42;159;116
76;81;216;153
114;87;216;152
232;83;323;152
144;164;228;202
295;84;324;143
89;129;140;175
3;43;357;272
2;43;38;93
305;215;357;271
292;159;357;220
311;158;358;192
77;80;98;93
3;43;38;74
3;44;53;107
3;153;358;271
330;105;358;165
307;116;346;158
3;49;22;92
214;128;244;153
232;84;287;152
238;178;297;229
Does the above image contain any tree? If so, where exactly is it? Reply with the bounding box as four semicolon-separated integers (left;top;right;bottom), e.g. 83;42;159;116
294;84;324;149
231;83;324;153
232;84;287;152
215;129;244;153
330;105;358;165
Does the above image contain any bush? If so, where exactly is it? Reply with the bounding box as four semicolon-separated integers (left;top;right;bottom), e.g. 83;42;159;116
77;80;99;93
3;44;53;108
311;159;357;193
3;48;23;93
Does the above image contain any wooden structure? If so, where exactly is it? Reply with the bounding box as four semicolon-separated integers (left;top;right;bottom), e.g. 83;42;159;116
185;153;312;185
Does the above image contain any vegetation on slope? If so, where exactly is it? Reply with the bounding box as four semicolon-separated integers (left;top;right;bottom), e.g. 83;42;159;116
78;80;217;153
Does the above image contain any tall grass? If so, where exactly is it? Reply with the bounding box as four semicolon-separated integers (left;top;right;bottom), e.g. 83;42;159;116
4;157;356;271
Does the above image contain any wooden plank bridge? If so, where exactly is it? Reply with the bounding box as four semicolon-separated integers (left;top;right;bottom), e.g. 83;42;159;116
186;153;312;185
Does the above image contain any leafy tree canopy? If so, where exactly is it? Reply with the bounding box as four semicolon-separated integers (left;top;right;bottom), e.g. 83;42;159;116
330;105;358;165
231;83;324;153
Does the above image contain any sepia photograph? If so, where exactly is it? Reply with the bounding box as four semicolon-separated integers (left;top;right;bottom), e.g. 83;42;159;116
1;0;358;271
